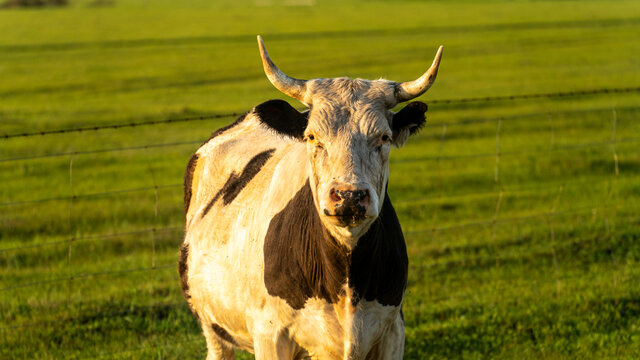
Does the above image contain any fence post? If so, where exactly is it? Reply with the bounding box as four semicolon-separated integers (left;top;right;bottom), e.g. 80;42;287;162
67;156;75;311
429;124;448;241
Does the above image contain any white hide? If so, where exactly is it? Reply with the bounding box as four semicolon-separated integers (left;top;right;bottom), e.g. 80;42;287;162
184;110;405;359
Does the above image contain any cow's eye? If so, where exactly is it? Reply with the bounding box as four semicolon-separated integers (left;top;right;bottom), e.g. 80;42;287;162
374;134;391;152
306;133;324;150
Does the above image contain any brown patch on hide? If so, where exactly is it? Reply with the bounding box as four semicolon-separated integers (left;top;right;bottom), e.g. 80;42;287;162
201;149;276;218
255;99;308;140
183;153;199;214
178;243;191;303
184;111;251;215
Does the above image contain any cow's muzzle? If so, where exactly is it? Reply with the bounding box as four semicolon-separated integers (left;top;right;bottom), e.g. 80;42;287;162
323;188;370;227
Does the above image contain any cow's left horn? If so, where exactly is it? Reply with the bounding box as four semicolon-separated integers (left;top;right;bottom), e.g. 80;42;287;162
257;35;307;102
395;46;443;103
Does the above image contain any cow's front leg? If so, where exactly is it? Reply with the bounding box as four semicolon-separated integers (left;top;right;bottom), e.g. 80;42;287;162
253;329;299;360
369;315;405;360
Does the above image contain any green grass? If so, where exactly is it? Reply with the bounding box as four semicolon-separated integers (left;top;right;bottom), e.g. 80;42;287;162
1;0;640;358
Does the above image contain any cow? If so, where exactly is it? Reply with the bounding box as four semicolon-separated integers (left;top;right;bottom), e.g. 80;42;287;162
179;36;443;360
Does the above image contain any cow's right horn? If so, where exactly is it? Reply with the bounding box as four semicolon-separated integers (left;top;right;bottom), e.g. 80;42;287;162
394;45;443;103
257;35;307;102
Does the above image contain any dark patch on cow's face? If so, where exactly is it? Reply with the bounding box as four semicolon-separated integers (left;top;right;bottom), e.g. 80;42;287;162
178;242;191;302
202;148;276;218
211;323;238;346
264;180;407;309
255;99;308;140
392;101;427;136
183;153;199;214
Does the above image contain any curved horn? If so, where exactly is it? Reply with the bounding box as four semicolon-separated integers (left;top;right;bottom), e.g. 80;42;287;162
395;46;443;103
257;35;307;102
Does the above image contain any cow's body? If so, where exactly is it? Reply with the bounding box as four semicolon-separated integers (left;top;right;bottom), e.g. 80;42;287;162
180;36;442;360
182;101;407;359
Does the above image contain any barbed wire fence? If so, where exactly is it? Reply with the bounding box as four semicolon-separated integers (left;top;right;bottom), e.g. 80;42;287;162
1;85;639;357
3;85;639;140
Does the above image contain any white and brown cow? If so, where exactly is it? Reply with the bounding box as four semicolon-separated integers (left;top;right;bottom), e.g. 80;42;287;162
179;36;443;360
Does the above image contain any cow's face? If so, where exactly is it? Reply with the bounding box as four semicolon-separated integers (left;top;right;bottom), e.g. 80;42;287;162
302;79;428;243
257;36;442;246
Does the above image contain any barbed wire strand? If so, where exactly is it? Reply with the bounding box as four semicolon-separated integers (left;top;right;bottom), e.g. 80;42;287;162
429;104;640;128
0;301;187;331
2;104;639;164
2;172;637;254
2;170;639;255
0;264;174;292
428;86;640;105
2;86;639;140
4;237;638;335
2;113;241;140
406;198;638;237
410;211;640;275
1;135;638;209
392;135;640;164
394;171;640;207
3;199;638;293
0;140;202;164
2;171;638;254
0;226;182;253
4;242;636;335
0;184;181;207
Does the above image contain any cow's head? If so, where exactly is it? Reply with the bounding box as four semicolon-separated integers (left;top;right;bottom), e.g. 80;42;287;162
258;36;442;248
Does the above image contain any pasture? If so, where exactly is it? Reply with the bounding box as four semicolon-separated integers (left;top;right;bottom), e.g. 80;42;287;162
1;0;640;358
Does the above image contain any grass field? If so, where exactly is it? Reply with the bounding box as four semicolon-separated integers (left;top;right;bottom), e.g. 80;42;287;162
1;0;640;358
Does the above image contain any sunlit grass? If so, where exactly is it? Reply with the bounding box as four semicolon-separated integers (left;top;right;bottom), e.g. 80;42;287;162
1;0;640;359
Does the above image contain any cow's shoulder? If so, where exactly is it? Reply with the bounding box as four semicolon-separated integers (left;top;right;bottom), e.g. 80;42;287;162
185;100;307;220
199;99;306;154
203;99;307;150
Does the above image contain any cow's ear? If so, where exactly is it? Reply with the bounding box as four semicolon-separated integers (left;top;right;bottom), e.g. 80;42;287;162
391;101;427;148
255;99;308;140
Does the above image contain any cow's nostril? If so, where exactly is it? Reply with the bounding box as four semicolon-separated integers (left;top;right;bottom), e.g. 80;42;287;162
330;189;341;202
352;190;367;201
331;189;369;203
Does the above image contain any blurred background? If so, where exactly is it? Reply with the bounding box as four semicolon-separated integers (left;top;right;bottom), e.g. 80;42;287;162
1;0;639;358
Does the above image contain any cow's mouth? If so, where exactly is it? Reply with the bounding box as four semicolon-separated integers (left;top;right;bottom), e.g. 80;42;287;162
323;205;367;227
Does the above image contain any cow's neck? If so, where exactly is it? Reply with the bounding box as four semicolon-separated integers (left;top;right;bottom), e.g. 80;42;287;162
263;179;408;310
